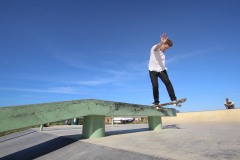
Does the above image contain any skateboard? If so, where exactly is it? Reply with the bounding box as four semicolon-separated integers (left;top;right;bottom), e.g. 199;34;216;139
154;98;187;109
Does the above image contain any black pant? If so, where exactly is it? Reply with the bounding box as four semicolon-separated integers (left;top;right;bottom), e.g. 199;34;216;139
149;70;176;103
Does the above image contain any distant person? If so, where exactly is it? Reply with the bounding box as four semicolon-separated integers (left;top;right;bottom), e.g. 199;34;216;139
148;33;177;106
224;98;235;109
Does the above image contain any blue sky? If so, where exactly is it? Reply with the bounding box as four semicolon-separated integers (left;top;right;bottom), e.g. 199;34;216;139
1;0;240;112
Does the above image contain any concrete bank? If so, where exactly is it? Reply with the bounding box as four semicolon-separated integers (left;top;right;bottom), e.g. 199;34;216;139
1;109;240;160
162;109;240;124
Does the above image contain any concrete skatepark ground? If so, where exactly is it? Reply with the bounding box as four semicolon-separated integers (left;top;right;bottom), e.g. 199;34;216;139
1;121;240;160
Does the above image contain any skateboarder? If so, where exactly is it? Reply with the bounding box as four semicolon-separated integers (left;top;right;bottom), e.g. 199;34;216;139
224;98;235;109
149;33;177;106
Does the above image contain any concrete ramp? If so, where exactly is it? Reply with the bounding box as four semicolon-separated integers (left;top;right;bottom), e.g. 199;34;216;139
163;109;240;123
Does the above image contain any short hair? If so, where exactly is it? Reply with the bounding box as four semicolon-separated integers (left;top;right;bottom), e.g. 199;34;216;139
166;39;173;47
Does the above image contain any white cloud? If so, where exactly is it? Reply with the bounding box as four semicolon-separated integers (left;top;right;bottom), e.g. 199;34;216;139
167;47;220;64
0;87;82;94
74;79;113;86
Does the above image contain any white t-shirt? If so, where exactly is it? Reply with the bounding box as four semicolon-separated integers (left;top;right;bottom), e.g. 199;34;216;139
148;45;167;72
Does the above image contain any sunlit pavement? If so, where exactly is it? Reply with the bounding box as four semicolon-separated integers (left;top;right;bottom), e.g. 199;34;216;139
1;123;240;160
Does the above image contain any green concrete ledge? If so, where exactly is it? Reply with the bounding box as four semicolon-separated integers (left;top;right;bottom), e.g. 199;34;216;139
0;99;176;138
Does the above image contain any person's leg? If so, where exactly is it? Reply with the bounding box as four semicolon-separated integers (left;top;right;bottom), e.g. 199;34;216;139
159;70;177;101
149;71;159;104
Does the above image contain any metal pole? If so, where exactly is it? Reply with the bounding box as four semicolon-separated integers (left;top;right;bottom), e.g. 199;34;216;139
39;124;43;131
111;116;114;127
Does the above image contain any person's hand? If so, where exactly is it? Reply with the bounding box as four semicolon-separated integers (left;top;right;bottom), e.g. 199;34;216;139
160;33;168;44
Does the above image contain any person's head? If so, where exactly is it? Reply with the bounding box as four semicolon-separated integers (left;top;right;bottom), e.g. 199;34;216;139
160;39;173;52
226;98;229;102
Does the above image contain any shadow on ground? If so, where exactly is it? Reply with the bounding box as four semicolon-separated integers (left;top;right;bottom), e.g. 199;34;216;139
1;136;78;160
163;124;181;129
106;128;149;136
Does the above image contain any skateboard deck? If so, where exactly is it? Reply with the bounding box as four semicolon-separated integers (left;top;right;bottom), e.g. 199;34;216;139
154;98;187;109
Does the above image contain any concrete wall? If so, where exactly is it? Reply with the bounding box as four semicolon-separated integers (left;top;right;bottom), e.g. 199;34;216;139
162;109;240;124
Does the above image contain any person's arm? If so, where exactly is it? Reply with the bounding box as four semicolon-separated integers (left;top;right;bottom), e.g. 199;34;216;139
224;104;228;109
154;33;168;51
